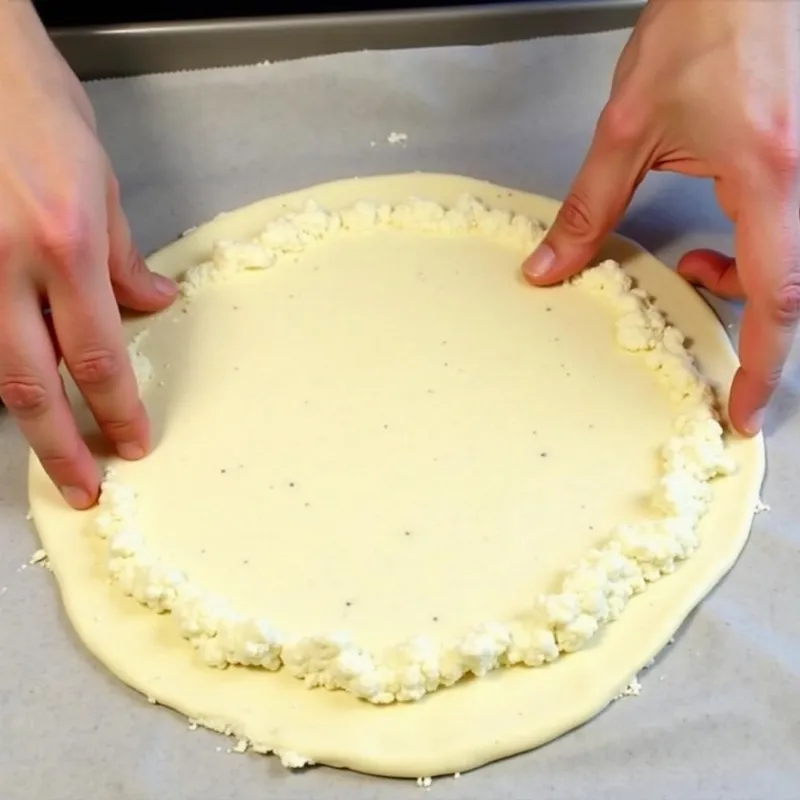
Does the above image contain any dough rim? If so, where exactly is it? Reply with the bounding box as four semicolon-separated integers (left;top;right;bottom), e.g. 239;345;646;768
29;173;766;778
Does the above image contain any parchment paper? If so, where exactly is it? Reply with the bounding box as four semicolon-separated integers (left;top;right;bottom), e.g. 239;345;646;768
1;29;799;800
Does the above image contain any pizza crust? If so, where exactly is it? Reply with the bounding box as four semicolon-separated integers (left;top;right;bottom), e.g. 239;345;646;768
29;174;764;778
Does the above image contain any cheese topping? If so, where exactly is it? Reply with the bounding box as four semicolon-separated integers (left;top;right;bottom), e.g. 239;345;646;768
89;195;734;704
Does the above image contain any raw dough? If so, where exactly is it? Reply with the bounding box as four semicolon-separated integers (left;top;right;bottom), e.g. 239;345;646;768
29;174;764;778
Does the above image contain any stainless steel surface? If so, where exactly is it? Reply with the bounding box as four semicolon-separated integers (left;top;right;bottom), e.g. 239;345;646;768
51;1;644;80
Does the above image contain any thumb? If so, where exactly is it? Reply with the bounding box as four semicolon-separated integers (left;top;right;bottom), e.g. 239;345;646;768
523;103;646;286
106;179;177;313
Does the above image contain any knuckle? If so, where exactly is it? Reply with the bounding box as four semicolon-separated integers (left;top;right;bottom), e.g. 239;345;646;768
767;279;800;327
760;363;785;392
38;449;81;476
597;98;643;149
102;415;140;442
750;116;800;179
123;239;145;276
0;376;50;419
557;192;597;239
35;202;95;274
69;348;121;387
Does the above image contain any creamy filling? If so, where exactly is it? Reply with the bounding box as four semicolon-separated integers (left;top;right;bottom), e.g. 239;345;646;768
106;194;734;704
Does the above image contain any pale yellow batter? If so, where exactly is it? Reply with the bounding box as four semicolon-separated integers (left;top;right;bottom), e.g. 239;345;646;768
29;174;764;777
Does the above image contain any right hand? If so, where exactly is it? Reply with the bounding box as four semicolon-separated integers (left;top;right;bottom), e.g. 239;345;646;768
0;3;177;509
523;0;800;437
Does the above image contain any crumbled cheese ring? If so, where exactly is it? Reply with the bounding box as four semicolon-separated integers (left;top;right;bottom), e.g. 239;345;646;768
101;194;734;705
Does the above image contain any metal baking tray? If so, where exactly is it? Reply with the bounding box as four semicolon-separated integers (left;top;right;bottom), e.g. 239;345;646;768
51;0;644;80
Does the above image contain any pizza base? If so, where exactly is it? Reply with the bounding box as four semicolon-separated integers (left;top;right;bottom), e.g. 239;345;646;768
29;174;764;778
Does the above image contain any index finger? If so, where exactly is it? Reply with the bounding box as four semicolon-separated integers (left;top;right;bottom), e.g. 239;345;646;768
45;236;150;461
522;99;648;286
729;198;800;435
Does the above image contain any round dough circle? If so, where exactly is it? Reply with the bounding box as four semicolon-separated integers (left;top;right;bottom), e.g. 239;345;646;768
30;174;764;778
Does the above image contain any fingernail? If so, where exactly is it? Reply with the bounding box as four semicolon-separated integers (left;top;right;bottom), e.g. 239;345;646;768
153;274;177;296
743;407;766;437
62;485;92;509
523;243;556;280
117;441;146;460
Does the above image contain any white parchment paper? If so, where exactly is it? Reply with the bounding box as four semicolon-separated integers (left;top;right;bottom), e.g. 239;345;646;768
1;30;798;800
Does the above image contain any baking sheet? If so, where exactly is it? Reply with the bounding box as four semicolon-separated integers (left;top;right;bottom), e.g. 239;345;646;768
1;29;799;800
50;1;644;79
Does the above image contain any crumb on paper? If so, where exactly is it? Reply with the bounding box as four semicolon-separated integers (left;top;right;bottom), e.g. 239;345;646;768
25;508;33;521
619;676;641;698
277;750;315;769
188;720;198;731
232;739;249;754
29;549;48;567
146;696;157;705
454;772;461;779
417;777;433;788
370;140;376;147
0;587;7;596
755;498;771;514
387;131;409;145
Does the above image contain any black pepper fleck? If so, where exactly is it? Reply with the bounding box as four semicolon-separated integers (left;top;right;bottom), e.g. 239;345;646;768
289;482;295;488
433;616;439;622
540;452;548;458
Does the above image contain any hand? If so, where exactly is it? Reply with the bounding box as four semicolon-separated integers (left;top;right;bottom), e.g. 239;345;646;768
523;0;800;436
0;3;177;508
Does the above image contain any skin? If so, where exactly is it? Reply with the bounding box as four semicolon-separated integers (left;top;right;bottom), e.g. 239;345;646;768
1;0;795;509
0;2;178;509
524;0;800;437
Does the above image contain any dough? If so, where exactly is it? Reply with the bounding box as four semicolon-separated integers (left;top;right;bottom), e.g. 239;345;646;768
29;174;764;778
